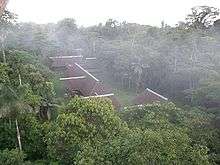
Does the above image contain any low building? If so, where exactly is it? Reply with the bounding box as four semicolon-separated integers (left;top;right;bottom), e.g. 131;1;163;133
60;63;121;109
49;56;83;69
132;88;168;105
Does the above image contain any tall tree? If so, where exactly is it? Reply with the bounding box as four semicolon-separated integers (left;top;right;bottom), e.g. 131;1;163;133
186;6;220;29
0;10;16;63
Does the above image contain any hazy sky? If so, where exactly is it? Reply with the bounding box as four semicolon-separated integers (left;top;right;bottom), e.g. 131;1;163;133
7;0;220;27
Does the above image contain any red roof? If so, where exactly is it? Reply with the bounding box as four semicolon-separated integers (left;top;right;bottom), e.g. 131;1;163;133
132;88;168;105
49;56;83;68
63;63;121;109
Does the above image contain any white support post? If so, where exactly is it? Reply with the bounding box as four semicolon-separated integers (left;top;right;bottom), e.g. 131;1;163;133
60;76;86;81
83;93;114;99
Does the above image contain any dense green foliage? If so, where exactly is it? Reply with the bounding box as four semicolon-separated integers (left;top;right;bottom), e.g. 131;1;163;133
1;96;219;164
0;149;26;165
46;98;126;164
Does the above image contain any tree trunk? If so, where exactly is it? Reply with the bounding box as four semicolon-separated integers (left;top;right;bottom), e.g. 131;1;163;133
47;108;51;120
18;74;22;86
174;57;177;73
1;42;6;63
9;118;12;129
93;41;96;56
15;118;22;151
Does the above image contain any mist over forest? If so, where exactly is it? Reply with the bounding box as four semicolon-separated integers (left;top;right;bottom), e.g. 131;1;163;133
0;4;220;165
